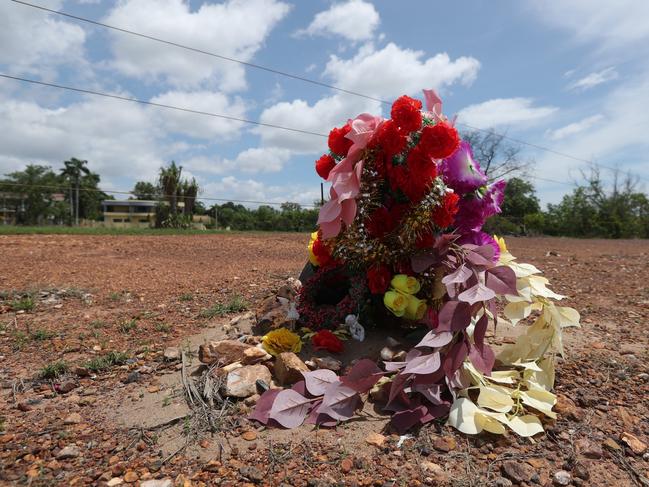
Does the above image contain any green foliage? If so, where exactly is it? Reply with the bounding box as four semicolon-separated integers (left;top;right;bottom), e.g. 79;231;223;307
199;295;248;318
214;201;319;231
132;181;158;200
84;351;129;372
31;329;55;341
40;360;68;379
118;319;138;334
155;322;172;333
10;296;35;312
0;165;61;225
179;293;194;301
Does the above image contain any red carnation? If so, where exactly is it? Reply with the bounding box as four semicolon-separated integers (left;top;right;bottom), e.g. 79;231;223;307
407;145;438;180
312;330;344;353
415;232;435;249
431;192;460;228
373;120;407;156
419;122;460;159
328;123;353;156
391;95;423;133
312;235;334;267
367;264;391;294
315;154;336;179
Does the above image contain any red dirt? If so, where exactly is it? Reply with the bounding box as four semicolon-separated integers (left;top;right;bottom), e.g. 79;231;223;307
1;234;648;486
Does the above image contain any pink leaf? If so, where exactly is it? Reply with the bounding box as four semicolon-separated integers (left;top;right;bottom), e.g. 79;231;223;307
443;340;468;378
465;244;494;267
473;314;488;349
340;359;383;393
249;389;280;425
387;372;412;407
411;252;438;273
458;281;496;305
469;342;495;375
485;266;518;295
416;330;453;349
441;264;472;286
391;405;427;434
268;389;314;429
403;352;441;375
318;382;362;421
412;383;445;405
438;301;471;331
302;369;339;397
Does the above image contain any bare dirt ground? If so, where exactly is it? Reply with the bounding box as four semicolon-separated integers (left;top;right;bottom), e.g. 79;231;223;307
0;234;648;486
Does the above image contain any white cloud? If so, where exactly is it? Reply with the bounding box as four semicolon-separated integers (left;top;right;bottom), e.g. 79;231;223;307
103;0;291;91
150;90;247;140
568;67;618;91
296;0;379;42
545;114;604;140
457;98;557;129
185;146;291;175
203;176;320;207
0;1;87;78
324;43;480;99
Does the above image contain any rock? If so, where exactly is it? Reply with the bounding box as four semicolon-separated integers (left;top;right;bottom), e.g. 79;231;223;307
492;478;513;487
573;462;590;480
420;461;444;475
199;340;269;366
56;380;78;394
107;478;123;486
553;470;571;486
603;438;622;450
241;431;257;441
224;364;271;398
244;394;260;406
72;366;89;377
340;458;353;474
621;432;647;454
575;438;602;459
256;306;293;333
17;401;32;412
57;445;81;459
239;465;264;482
64;412;83;424
140;480;172;487
163;347;180;361
124;371;140;384
123;471;138;483
309;356;342;372
501;461;534;484
432;436;457;452
365;432;386;447
555;394;583;421
274;352;309;385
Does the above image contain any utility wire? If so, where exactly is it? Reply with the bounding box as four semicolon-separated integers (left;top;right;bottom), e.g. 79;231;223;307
10;0;647;182
0;74;327;138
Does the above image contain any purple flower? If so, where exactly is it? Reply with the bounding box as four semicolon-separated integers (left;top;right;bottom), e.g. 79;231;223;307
440;141;488;194
455;180;507;233
458;231;500;262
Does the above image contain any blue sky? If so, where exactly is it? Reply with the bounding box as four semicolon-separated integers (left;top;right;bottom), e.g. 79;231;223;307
1;0;648;207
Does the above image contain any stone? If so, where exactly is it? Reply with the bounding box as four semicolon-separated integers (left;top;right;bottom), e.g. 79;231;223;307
501;461;534;484
72;366;90;377
274;352;309;385
256;306;293;333
57;445;81;459
124;371;140;384
492;478;513;487
432;436;457;452
56;380;78;394
64;412;83;424
603;438;622;450
107;478;123;486
199;340;269;366
621;432;647;454
163;347;180;361
575;438;602;459
241;431;257;441
239;465;264;482
365;432;386;447
244;394;260;406
124;471;138;483
420;461;443;475
553;470;571;486
340;458;353;474
573;462;590;480
140;479;172;487
224;364;271;398
310;356;342;372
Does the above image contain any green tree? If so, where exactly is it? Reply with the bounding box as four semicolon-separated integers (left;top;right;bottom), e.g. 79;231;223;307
60;158;90;225
132;181;158;200
1;165;62;225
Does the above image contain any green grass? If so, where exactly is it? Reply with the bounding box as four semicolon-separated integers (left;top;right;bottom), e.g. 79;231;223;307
118;319;138;334
9;296;35;312
179;293;194;302
90;320;107;329
199;295;248;319
39;360;68;379
0;226;227;236
84;351;129;373
31;329;55;341
154;322;172;333
11;331;29;350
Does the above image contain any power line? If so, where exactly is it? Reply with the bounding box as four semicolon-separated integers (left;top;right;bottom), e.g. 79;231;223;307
0;181;319;208
10;0;646;182
0;73;327;139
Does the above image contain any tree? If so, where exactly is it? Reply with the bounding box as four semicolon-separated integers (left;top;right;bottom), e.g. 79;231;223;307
461;130;533;180
155;161;201;228
132;181;158;200
61;158;90;225
1;165;61;225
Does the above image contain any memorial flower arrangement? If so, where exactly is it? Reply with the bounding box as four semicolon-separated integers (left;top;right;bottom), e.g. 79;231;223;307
253;90;579;437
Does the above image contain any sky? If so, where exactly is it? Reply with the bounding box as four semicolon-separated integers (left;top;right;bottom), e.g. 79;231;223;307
1;0;648;208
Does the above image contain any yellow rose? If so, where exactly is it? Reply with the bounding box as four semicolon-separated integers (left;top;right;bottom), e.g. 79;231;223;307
308;231;320;266
494;235;507;254
390;274;421;295
403;295;427;321
384;290;409;317
261;328;302;357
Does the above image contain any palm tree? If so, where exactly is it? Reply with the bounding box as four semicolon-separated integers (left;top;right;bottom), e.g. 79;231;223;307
158;161;182;217
61;158;90;225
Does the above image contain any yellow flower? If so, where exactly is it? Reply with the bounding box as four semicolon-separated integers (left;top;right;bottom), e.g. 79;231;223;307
494;235;507;254
403;295;428;321
390;274;421;295
261;328;302;356
384;290;409;317
308;231;320;266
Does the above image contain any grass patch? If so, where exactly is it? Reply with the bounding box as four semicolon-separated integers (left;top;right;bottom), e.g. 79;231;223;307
11;331;29;350
39;360;68;379
199;295;248;319
108;291;123;302
31;329;55;341
179;293;194;302
118;319;138;334
155;322;172;333
90;320;107;329
85;351;129;373
0;226;229;236
9;296;35;312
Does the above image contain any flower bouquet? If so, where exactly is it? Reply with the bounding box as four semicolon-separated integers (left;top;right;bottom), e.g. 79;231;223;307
253;90;579;436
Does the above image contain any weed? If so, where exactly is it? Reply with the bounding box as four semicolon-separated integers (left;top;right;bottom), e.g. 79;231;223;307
179;293;194;302
0;417;5;433
108;292;122;301
162;396;172;407
31;329;54;341
39;360;68;379
118;319;138;334
84;351;129;373
199;295;248;319
155;322;172;333
11;331;29;350
10;296;35;312
90;320;107;329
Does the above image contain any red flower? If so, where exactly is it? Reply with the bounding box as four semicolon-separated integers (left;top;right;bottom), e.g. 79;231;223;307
415;232;435;249
365;206;400;238
367;264;391;294
372;120;407;156
312;330;344;353
431;192;460;228
391;95;423;133
328;123;353;156
315;154;336;179
419;122;460;159
312;235;334;267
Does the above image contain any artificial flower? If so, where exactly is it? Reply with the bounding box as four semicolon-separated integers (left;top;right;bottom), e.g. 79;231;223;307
431;191;460;229
455;180;507;233
458;231;501;262
494;235;508;254
312;329;344;353
261;328;302;356
308;231;334;267
372;119;407;156
367;264;392;294
315;154;336;179
383;290;408;317
419;122;460;159
391;95;423;133
328;122;353;156
404;294;428;320
440;141;487;194
391;274;421;295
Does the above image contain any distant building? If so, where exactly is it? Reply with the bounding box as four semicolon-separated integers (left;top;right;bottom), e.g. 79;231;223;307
0;192;25;225
101;200;163;228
